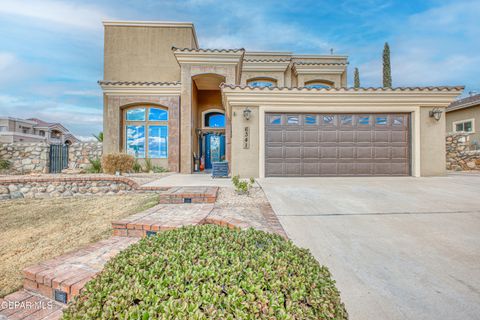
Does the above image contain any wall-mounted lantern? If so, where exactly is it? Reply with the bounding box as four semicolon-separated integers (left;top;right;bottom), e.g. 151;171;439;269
243;107;252;121
429;107;443;121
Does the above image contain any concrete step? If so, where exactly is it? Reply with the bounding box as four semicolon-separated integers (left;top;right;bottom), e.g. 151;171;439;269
0;290;64;319
111;203;214;237
22;237;139;305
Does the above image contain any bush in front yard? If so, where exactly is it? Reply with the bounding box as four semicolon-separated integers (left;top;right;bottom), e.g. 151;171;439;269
63;225;348;319
101;153;134;174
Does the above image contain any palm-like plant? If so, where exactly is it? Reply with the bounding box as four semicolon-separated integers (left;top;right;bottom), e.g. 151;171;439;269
92;132;104;142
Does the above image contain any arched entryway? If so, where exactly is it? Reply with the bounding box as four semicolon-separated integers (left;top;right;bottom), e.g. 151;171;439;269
191;73;227;172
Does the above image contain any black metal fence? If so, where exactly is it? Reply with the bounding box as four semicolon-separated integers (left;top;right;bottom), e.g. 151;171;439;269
49;144;68;173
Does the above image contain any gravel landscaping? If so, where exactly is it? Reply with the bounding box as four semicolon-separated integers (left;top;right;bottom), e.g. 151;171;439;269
0;193;158;297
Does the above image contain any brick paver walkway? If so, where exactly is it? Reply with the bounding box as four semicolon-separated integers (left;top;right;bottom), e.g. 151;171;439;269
22;237;139;304
0;290;64;319
112;204;214;237
2;186;287;319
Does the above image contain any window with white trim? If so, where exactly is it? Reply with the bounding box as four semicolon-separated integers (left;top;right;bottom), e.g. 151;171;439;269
453;119;474;133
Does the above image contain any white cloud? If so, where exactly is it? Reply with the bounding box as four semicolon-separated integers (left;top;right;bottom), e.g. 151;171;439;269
0;0;110;30
0;94;102;137
352;0;480;89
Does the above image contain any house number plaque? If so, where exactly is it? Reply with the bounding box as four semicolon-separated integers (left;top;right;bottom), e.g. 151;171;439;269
243;127;250;149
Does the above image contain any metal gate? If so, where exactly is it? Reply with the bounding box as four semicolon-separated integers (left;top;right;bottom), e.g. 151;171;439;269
49;144;69;173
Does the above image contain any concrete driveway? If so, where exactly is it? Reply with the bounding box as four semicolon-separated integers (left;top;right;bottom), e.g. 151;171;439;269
258;174;480;320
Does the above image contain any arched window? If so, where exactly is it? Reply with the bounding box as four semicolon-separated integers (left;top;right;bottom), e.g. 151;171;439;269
204;112;225;128
304;80;333;89
247;78;277;88
124;106;168;159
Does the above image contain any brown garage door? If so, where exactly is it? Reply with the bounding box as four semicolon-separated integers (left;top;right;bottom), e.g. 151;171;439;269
265;113;410;177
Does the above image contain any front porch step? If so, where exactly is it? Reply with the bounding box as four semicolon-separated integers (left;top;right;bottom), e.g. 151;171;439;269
111;203;214;237
156;186;218;204
22;236;139;304
0;290;64;319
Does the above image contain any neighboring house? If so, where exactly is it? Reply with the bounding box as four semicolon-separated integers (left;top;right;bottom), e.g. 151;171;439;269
446;93;480;146
0;117;79;144
99;20;462;177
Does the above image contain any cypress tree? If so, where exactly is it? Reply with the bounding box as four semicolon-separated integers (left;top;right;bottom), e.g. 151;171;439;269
354;68;360;88
383;42;392;87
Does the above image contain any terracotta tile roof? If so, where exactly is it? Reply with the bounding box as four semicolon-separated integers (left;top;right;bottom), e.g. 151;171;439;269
220;84;465;92
171;47;245;53
243;58;291;62
293;62;348;66
98;80;181;86
447;94;480;112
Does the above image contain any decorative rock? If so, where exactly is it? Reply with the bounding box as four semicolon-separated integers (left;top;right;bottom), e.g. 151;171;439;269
10;191;24;199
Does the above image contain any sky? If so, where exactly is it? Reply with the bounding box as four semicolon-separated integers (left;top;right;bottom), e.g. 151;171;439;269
0;0;479;140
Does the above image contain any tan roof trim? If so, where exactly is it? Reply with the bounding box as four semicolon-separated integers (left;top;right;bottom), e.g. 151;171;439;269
103;21;199;48
98;80;182;95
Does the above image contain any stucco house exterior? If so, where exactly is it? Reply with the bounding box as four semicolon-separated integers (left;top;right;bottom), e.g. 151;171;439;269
99;20;463;177
0;117;79;144
446;93;480;146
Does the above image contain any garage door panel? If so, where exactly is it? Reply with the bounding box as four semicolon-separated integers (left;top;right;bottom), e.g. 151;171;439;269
285;146;301;158
303;131;319;143
391;131;407;142
265;113;410;177
321;147;338;159
339;131;355;142
285;131;301;143
322;131;337;142
304;147;319;159
339;147;355;159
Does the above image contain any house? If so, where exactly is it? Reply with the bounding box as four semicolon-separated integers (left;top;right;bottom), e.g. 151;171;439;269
99;20;463;177
446;93;480;146
0;117;79;144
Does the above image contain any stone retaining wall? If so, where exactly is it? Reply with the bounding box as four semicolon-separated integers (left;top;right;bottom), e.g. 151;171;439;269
68;142;103;170
0;142;103;174
0;143;49;174
446;133;480;170
0;176;137;200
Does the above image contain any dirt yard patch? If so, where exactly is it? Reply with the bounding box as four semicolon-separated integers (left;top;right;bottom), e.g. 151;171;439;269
0;194;158;297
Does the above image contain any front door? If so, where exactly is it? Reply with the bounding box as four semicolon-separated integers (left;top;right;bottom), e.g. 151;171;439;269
205;133;225;169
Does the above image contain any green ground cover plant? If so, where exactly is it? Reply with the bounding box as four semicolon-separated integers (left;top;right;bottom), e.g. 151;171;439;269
63;225;348;319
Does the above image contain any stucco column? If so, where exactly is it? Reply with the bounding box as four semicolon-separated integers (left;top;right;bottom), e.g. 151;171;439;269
180;66;193;173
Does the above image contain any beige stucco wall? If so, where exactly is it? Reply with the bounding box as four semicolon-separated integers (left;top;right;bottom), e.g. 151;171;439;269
446;105;480;143
420;106;446;176
227;100;455;178
230;106;259;178
104;25;196;82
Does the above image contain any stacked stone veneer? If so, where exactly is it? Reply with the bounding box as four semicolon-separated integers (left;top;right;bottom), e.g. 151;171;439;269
0;176;136;200
68;142;103;169
0;142;103;174
0;143;49;174
446;133;480;171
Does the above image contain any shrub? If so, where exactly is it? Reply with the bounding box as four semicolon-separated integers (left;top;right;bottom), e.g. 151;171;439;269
63;225;347;319
132;160;142;173
86;158;102;173
232;175;254;194
152;165;168;173
144;158;153;172
0;159;11;171
101;153;134;174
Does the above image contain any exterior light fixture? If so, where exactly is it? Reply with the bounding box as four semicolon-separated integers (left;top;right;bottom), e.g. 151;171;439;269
429;107;443;121
243;107;252;120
